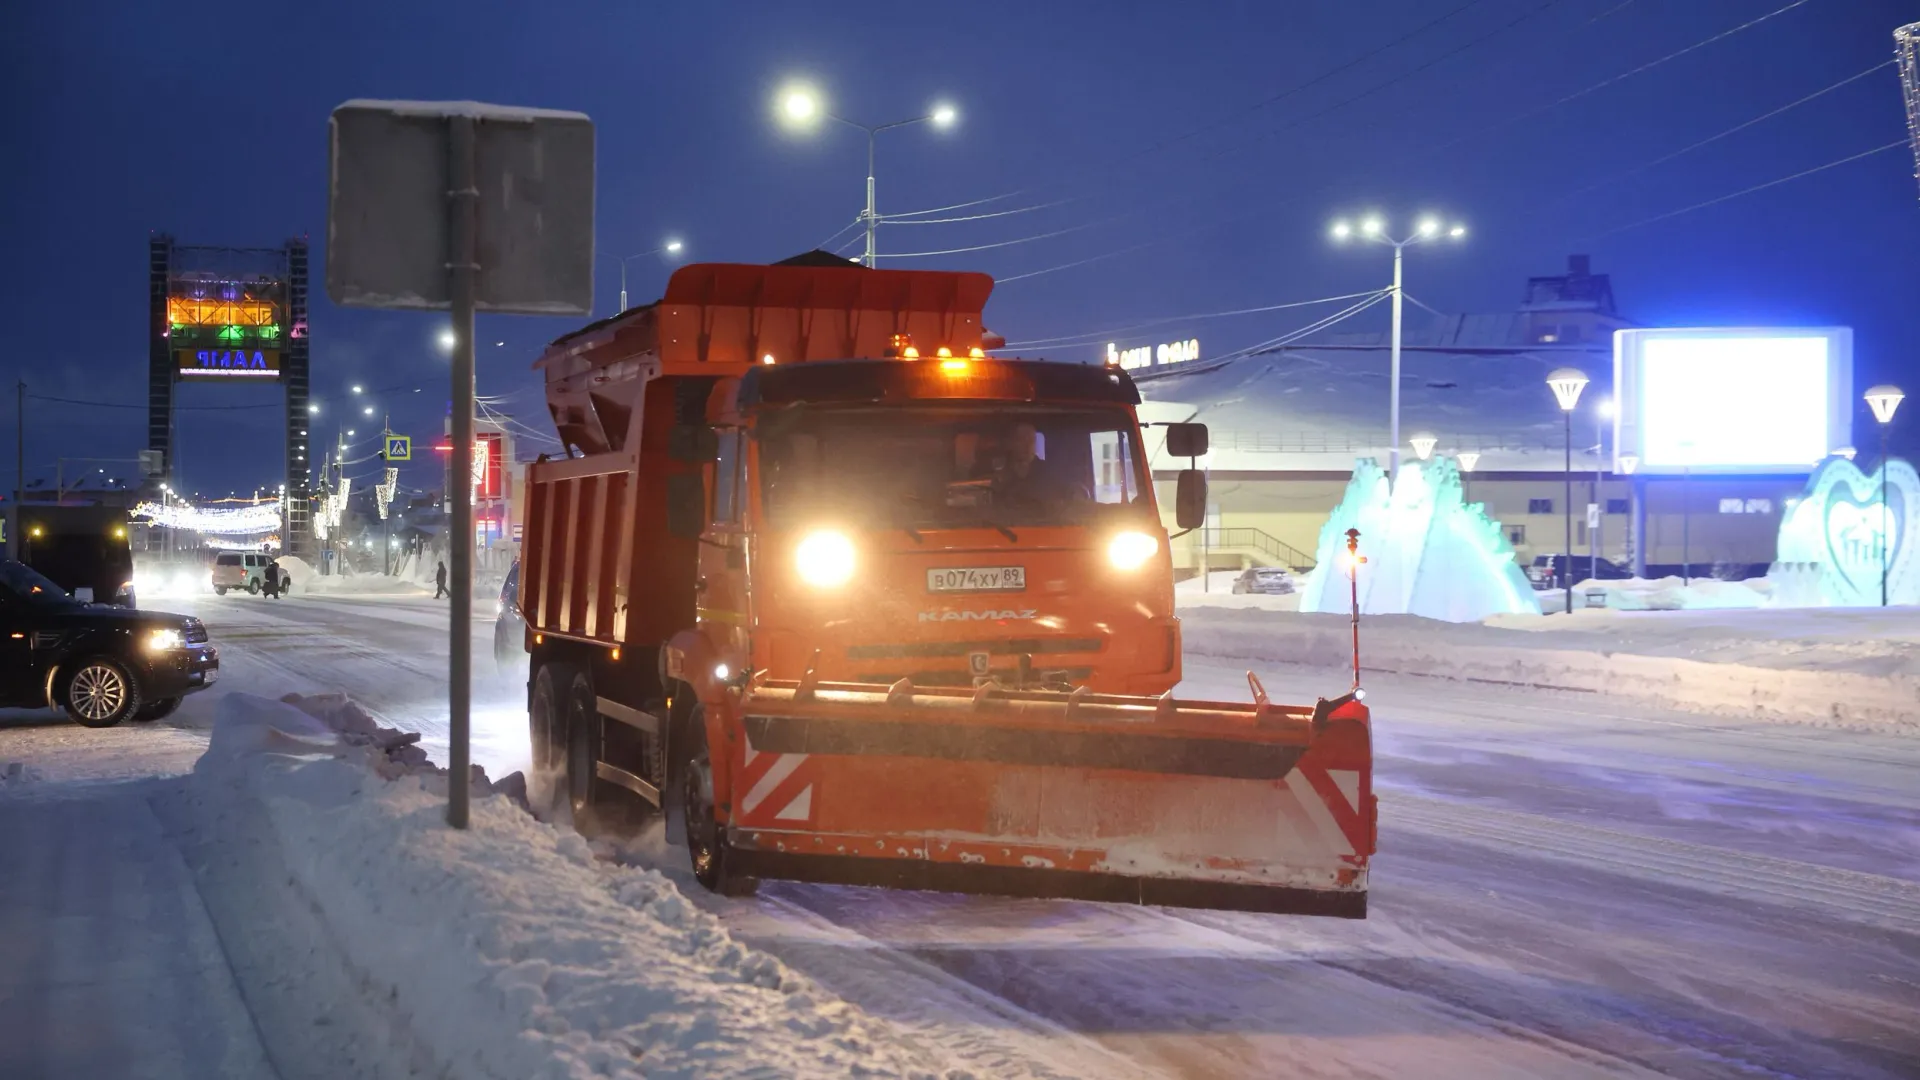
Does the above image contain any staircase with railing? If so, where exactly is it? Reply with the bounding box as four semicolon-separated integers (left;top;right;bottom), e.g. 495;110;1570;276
1198;526;1316;570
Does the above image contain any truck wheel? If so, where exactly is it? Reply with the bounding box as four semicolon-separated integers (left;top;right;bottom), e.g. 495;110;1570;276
215;586;227;596
529;661;574;787
681;704;758;897
564;669;613;829
62;658;142;728
133;697;182;723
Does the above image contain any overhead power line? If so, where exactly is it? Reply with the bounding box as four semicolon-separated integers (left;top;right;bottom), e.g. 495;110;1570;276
1588;138;1907;238
1001;289;1389;349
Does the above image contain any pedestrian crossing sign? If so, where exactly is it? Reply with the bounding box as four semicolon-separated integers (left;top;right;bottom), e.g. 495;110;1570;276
384;435;411;461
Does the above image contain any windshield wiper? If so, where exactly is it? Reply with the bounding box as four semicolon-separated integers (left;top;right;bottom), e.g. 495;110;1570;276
966;511;1018;543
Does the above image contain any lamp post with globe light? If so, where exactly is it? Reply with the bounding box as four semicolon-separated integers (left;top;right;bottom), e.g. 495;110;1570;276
777;84;957;267
1865;384;1905;606
608;239;685;312
1410;432;1437;461
1548;368;1589;611
1456;450;1480;505
1329;214;1466;479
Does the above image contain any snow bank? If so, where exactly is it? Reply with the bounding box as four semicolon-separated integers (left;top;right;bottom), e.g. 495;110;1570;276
193;693;971;1080
277;556;429;597
1180;607;1920;733
1175;571;1300;610
1557;576;1769;612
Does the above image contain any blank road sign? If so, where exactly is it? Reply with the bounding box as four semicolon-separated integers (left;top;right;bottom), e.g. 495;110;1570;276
326;99;595;315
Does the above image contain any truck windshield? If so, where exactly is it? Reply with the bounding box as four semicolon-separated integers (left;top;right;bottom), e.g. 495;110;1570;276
758;404;1150;530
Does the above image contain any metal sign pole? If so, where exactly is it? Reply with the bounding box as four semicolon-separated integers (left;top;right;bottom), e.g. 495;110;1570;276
447;115;478;829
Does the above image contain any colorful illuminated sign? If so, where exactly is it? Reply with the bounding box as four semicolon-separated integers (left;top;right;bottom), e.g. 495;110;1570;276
1772;456;1917;606
1106;338;1200;371
176;349;282;379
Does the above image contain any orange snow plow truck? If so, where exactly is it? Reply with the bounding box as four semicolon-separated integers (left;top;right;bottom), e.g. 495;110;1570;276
518;256;1375;916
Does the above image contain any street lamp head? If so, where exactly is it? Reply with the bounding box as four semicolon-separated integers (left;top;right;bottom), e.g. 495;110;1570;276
308;403;321;415
1449;224;1466;239
363;406;375;416
351;384;364;394
1618;453;1639;475
1410;432;1438;460
1865;384;1905;425
930;103;958;128
1330;220;1352;241
1597;398;1615;419
778;84;821;127
1417;218;1439;237
437;329;457;352
1360;217;1384;237
1456;451;1481;473
664;239;684;254
1547;367;1590;412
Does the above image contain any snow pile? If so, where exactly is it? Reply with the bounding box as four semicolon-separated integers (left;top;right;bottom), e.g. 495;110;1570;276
1567;576;1770;612
276;556;429;597
193;693;971;1080
1180;607;1920;732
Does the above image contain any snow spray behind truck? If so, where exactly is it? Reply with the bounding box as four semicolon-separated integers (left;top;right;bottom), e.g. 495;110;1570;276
516;256;1375;915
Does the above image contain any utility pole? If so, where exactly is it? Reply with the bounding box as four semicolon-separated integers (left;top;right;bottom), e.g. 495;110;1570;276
14;379;23;510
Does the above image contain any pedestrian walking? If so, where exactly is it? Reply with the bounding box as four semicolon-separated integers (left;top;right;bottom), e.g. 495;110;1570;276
434;560;450;599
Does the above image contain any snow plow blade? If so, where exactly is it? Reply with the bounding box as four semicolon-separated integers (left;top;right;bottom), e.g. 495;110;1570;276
722;674;1375;917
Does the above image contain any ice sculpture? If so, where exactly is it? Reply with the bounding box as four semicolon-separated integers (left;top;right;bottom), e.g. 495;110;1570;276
1300;456;1541;621
1770;456;1917;606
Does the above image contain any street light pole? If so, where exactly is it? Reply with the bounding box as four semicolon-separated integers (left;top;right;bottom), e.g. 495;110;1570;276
1865;385;1906;606
1547;368;1590;613
610;240;684;312
1329;215;1466;481
777;86;957;268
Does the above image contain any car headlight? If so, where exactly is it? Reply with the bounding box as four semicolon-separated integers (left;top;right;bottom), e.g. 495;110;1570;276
795;530;856;589
146;627;186;651
1107;530;1159;571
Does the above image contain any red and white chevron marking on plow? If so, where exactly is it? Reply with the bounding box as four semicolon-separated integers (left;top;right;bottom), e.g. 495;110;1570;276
1281;764;1369;856
736;740;817;825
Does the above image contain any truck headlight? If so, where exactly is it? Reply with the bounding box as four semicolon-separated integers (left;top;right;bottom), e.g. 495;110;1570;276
1107;530;1158;570
146;627;186;651
795;530;856;589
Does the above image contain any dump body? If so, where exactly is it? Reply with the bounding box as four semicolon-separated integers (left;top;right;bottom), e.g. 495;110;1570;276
519;258;1374;915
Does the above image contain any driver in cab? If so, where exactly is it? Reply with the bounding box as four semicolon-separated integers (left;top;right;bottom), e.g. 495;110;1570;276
988;421;1074;509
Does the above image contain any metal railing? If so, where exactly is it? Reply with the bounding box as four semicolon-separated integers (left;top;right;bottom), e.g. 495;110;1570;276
1201;526;1316;570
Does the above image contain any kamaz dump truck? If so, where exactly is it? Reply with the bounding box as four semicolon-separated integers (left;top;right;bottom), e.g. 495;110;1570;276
518;256;1375;916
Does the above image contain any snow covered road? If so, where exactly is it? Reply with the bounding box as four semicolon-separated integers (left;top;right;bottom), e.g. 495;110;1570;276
4;591;1916;1078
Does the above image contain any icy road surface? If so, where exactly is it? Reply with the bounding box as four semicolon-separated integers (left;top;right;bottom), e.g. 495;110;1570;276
6;591;1918;1078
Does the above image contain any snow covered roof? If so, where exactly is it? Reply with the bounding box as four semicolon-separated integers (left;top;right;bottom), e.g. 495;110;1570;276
1138;346;1621;474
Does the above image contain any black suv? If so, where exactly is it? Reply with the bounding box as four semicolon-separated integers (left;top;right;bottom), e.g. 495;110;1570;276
0;558;219;727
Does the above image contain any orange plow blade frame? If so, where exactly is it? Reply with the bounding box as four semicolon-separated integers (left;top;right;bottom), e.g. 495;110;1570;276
721;673;1376;917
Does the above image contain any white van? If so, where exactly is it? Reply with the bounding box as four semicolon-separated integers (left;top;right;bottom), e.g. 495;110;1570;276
212;551;284;596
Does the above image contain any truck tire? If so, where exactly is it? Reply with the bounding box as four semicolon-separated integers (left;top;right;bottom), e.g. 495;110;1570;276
62;657;142;729
680;704;758;897
529;661;573;782
215;586;227;596
564;669;615;830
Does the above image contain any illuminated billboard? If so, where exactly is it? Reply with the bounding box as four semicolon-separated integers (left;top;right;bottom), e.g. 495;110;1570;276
1614;327;1852;475
176;348;282;380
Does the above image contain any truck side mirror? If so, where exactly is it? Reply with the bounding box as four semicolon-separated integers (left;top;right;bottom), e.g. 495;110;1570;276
665;474;706;539
668;424;720;463
1175;468;1207;531
1165;422;1209;458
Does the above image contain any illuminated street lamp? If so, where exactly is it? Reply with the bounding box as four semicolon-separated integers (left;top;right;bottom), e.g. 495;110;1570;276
1834;446;1857;461
1409;432;1437;461
1865;384;1905;606
351;384;364;395
608;239;686;312
777;82;958;267
437;329;458;353
1330;212;1467;478
1456;450;1480;503
1547;367;1590;612
308;403;321;415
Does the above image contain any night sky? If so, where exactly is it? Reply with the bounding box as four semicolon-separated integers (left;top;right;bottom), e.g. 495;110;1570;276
3;0;1916;499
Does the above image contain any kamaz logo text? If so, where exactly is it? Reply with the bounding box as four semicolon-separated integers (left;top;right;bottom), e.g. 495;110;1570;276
918;609;1038;623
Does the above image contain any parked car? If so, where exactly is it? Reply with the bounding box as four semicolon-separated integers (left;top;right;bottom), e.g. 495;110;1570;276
0;557;219;727
212;551;286;596
1526;554;1632;590
4;505;136;607
1231;566;1296;595
493;559;524;668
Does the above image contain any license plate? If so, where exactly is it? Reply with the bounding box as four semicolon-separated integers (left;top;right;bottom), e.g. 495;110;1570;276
927;566;1026;593
202;667;218;685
